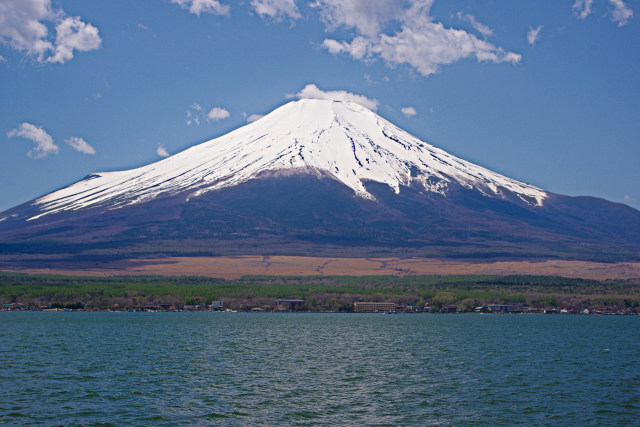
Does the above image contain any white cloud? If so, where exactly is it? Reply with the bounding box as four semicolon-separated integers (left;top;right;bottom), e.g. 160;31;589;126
573;0;595;19
311;0;403;37
171;0;230;16
251;0;301;20
0;0;101;63
65;136;96;155
290;83;379;111
187;103;232;125
321;38;343;55
322;36;370;60
320;0;521;77
157;146;170;157
0;0;53;60
573;0;633;25
7;122;59;159
401;106;417;117
0;55;5;63
246;114;265;123
527;25;542;46
47;16;101;64
609;0;633;26
457;12;493;38
624;194;633;201
207;106;230;121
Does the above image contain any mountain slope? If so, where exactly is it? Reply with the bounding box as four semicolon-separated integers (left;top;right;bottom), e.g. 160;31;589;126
1;99;639;263
23;99;545;221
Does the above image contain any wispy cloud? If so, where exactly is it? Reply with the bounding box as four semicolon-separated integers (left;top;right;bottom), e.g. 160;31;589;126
251;0;300;21
246;114;265;123
457;12;493;38
186;103;202;125
171;0;230;16
573;0;634;26
363;74;374;85
401;106;417;118
7;122;59;159
289;83;379;111
319;0;521;77
157;146;170;157
573;0;595;19
527;25;543;46
207;107;230;121
0;0;101;64
609;0;633;26
65;136;96;155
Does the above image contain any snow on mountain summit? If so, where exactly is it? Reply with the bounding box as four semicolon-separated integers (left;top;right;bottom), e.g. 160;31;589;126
32;99;546;220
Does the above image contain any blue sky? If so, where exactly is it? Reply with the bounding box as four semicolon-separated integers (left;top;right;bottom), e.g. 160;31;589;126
1;0;638;212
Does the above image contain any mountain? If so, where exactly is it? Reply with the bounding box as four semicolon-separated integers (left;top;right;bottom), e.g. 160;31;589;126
14;99;548;219
1;99;639;264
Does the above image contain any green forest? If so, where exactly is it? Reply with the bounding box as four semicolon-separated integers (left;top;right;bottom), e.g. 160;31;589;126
1;272;638;313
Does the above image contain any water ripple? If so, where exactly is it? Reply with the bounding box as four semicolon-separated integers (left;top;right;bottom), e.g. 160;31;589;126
1;312;638;425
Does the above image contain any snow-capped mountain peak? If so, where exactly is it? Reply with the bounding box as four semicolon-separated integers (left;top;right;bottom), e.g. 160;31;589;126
31;99;546;220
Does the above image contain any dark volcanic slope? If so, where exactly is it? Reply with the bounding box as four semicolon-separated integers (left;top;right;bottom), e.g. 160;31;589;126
1;174;639;263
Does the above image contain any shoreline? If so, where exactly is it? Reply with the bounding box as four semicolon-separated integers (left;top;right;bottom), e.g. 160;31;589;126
3;308;637;315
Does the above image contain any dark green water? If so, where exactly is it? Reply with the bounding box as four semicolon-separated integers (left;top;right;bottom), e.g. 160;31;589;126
1;313;638;425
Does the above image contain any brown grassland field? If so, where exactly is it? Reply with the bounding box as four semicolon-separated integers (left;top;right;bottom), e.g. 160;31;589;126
2;256;640;312
7;256;640;281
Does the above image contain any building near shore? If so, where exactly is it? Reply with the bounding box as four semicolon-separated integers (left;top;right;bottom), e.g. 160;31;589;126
474;304;524;313
275;299;305;311
209;301;223;311
354;302;396;313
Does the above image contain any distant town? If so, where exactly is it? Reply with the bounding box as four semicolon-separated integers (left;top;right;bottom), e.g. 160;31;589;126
1;272;638;315
2;299;637;315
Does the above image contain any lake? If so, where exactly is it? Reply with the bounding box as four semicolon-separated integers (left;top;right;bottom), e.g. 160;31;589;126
1;313;638;425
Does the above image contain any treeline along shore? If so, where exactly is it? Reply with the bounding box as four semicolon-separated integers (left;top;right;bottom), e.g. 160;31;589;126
1;272;639;314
